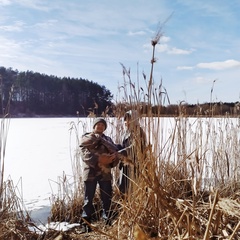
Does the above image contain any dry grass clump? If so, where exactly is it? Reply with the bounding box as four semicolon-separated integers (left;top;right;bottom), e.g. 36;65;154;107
0;115;36;239
0;107;42;239
0;178;40;240
48;85;239;239
49;172;84;224
108;115;239;239
110;76;239;239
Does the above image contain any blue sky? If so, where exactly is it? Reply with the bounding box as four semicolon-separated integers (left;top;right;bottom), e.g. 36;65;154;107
0;0;239;104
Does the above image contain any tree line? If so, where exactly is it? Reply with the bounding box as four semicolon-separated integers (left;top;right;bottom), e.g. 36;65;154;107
117;101;240;117
0;67;113;117
0;66;239;117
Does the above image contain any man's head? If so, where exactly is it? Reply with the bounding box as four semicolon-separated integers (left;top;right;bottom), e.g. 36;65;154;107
123;110;139;129
93;117;107;133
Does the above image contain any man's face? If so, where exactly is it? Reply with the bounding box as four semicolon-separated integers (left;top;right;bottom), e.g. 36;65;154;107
94;122;105;134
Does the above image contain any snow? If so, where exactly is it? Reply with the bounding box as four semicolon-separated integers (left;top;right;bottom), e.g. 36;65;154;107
4;118;80;224
3;117;119;226
29;222;80;234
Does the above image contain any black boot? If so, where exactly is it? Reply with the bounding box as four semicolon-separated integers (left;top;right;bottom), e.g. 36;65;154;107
79;217;92;234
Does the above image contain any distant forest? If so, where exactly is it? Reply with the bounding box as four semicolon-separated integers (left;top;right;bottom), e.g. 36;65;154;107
0;67;113;117
0;66;239;117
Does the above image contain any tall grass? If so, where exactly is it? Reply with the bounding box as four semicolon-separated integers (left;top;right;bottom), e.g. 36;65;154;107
111;77;239;239
110;28;239;238
0;76;11;200
48;25;240;240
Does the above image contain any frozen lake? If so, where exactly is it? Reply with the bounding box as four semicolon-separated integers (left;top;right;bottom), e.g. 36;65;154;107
3;117;122;223
4;118;81;223
3;116;239;224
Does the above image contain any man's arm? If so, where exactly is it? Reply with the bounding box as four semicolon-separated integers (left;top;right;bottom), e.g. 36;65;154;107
79;133;100;168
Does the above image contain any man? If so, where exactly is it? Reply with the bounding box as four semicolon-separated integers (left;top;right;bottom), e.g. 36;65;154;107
118;110;147;195
79;117;120;233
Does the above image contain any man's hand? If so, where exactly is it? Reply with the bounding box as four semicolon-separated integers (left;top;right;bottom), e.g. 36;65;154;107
98;153;116;165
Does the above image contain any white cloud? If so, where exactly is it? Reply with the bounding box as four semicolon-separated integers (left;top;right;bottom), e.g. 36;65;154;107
156;43;169;53
197;59;240;70
143;35;171;53
0;21;25;32
0;36;22;52
155;45;194;55
152;34;194;55
128;31;146;36
193;76;212;84
34;19;59;30
178;60;240;71
177;66;194;70
168;47;194;55
160;35;170;43
17;0;51;11
0;0;11;6
178;1;236;20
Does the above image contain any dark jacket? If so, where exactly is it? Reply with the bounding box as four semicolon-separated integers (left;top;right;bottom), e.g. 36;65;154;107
79;132;120;181
121;110;147;166
118;110;147;194
121;125;147;169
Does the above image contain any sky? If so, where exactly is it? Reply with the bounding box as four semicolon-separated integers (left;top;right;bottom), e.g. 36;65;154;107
0;0;239;104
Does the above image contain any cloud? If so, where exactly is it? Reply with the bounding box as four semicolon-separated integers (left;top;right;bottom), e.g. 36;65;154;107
34;19;59;29
168;47;194;55
178;60;240;71
0;21;25;32
193;76;213;84
0;0;11;6
156;45;194;55
160;36;170;43
152;34;194;55
177;66;194;70
17;0;51;11
128;30;146;36
156;44;169;53
197;59;240;70
0;36;22;53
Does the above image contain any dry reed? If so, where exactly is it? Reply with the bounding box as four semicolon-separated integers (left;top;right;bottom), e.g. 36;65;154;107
47;23;240;240
47;24;239;239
